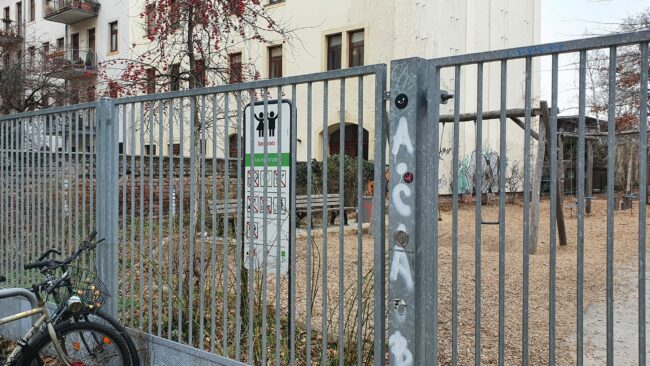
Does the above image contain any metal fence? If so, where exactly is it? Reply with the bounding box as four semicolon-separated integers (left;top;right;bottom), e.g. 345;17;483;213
387;30;650;366
1;30;650;366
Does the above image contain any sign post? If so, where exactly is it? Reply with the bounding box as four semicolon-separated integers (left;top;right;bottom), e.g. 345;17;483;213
244;100;292;276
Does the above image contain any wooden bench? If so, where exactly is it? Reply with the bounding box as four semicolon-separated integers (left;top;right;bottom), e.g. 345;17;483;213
209;193;348;226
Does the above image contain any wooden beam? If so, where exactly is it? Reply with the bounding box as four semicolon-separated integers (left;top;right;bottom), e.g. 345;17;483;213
509;116;539;140
529;101;549;254
438;108;542;123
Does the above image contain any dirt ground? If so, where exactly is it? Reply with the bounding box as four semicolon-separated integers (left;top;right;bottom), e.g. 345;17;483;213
116;195;647;364
271;195;648;365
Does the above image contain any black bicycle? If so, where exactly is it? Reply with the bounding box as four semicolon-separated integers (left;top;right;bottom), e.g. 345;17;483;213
23;231;140;366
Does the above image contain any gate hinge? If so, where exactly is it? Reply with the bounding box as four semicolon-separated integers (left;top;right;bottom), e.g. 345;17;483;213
383;91;391;100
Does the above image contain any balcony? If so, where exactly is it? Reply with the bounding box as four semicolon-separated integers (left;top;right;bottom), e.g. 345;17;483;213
0;19;23;44
47;48;97;79
43;0;100;24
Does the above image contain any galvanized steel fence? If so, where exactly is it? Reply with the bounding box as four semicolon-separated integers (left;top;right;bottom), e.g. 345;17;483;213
1;30;650;366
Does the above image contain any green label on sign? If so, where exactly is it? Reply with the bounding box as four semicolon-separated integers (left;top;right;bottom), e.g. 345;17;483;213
245;153;291;167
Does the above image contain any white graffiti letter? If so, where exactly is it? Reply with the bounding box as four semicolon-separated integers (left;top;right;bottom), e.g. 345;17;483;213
392;183;412;217
396;162;407;176
389;331;414;366
390;248;414;291
392;117;414;158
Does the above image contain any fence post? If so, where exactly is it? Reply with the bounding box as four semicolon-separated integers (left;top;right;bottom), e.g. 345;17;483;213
95;98;119;318
388;57;438;365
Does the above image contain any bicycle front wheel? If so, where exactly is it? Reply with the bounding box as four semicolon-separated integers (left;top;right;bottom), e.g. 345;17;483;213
17;321;131;366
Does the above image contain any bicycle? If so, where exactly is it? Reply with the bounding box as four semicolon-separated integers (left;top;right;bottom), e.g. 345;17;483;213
23;231;140;366
0;273;131;365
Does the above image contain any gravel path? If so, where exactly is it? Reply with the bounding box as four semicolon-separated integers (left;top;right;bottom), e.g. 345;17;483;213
568;267;649;365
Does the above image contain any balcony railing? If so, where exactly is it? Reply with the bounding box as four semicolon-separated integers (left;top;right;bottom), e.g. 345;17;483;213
46;48;97;79
43;0;100;24
0;19;23;42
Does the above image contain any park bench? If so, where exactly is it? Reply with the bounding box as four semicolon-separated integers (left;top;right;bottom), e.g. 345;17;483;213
209;193;348;228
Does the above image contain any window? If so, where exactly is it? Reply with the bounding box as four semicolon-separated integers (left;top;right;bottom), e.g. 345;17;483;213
15;2;21;35
86;86;95;102
169;63;180;91
268;46;282;78
229;53;242;84
3;7;9;24
349;30;364;67
109;21;118;52
144;144;157;156
170;143;181;156
146;68;155;94
269;0;284;4
71;33;79;61
326;34;342;70
42;42;49;55
29;0;34;21
56;37;64;52
87;28;95;52
195;59;206;87
145;4;156;37
27;46;34;67
228;134;240;158
118;143;124;154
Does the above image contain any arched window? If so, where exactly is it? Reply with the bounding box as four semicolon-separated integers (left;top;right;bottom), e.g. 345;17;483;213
329;124;369;160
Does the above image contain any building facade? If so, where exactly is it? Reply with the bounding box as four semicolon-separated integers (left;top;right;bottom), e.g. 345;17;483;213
0;0;541;190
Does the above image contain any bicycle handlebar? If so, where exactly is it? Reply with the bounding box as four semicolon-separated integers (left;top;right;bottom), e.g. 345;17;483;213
37;249;62;261
25;231;103;271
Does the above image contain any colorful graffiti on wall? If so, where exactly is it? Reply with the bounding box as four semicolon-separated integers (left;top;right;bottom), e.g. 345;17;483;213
457;149;501;195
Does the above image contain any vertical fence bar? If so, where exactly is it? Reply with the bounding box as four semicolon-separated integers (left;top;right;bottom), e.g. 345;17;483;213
357;75;365;366
475;62;484;366
198;95;207;351
321;80;329;366
96;98;119;318
148;101;155;335
577;50;587;366
129;104;136;328
606;46;617;366
388;57;425;365
121;105;128;321
188;96;197;346
373;66;387;366
638;41;648;366
223;91;231;357
210;94;218;353
157;100;164;337
549;53;559;364
234;91;243;360
289;83;298;365
247;88;255;364
522;56;532;366
498;59;507;366
167;100;175;339
275;85;282;366
306;82;313;366
178;98;185;344
138;102;146;331
338;78;346;366
261;90;269;366
452;64;461;366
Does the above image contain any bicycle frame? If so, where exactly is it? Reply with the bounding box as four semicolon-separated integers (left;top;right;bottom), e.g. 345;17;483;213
0;288;71;366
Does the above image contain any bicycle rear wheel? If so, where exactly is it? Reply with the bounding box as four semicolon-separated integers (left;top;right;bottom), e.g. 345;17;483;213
17;321;131;366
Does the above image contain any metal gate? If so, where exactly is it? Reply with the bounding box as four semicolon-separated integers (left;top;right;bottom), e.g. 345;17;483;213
387;30;650;365
1;29;650;366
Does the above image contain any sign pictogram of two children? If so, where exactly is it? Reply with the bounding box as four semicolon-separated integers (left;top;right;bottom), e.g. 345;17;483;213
255;111;279;138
